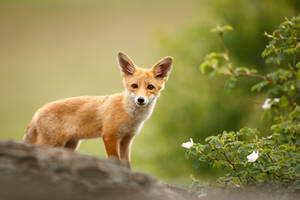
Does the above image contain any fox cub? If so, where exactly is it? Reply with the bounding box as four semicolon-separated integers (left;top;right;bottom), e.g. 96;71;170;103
23;52;173;168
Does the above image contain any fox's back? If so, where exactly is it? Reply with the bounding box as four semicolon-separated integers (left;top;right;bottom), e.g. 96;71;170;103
37;96;105;118
32;96;108;139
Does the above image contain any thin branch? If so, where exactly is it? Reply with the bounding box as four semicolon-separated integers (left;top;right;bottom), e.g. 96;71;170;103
218;32;230;55
249;175;257;182
235;72;267;80
222;151;243;185
293;53;297;69
278;34;300;42
216;29;267;81
226;68;266;80
266;153;275;162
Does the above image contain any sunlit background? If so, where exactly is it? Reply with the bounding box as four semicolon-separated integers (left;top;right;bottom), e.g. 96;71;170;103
0;0;299;186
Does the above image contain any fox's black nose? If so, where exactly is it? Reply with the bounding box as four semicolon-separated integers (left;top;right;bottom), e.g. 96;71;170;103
137;97;145;104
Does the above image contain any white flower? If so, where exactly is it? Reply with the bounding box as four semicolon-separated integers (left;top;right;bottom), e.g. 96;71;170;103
181;138;194;149
262;98;280;110
262;98;271;109
247;151;259;162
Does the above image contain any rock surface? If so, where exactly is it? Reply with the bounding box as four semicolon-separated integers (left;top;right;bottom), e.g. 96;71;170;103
0;140;197;200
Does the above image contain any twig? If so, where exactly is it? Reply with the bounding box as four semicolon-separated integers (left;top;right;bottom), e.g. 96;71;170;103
217;28;266;81
235;72;266;80
266;153;275;162
293;53;297;69
222;151;243;185
226;68;266;80
218;32;230;55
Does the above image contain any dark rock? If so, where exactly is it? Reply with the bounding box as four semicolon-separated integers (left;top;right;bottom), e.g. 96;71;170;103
0;140;197;200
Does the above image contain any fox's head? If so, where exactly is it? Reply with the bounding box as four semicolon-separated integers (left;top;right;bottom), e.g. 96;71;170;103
117;51;173;107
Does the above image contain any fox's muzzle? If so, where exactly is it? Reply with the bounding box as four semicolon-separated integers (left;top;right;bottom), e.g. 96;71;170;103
135;96;149;106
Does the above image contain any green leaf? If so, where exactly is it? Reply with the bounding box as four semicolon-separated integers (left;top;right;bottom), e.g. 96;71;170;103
251;81;268;92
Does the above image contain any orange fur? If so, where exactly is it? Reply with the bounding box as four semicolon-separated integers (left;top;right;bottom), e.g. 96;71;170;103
23;51;173;168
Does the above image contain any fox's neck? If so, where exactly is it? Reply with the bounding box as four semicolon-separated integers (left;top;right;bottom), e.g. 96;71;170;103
122;92;157;123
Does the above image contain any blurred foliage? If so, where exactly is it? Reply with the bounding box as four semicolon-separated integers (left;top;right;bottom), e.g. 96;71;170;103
185;15;300;191
149;0;300;184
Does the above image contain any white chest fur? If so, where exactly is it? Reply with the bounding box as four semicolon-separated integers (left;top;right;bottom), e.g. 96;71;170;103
119;101;156;138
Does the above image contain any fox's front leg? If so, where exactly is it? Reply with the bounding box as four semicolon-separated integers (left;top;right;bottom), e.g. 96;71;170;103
120;135;134;168
102;132;120;160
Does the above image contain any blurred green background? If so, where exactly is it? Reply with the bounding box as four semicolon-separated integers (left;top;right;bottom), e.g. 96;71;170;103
0;0;299;186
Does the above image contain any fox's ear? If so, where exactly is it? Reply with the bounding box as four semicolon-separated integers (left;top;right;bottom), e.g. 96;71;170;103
118;51;136;75
152;56;173;80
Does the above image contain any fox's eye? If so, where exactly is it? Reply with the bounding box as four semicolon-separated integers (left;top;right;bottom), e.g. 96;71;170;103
147;84;155;90
131;83;138;89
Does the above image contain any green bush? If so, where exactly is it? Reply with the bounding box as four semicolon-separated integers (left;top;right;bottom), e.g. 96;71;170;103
184;15;300;191
149;0;300;183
